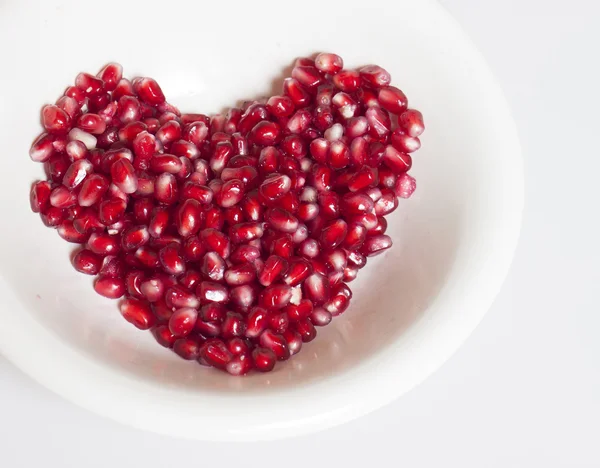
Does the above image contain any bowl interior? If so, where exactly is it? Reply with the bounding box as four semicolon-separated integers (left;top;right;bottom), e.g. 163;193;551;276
0;0;522;439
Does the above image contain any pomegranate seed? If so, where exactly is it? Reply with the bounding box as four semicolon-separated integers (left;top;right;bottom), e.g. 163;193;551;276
94;275;126;299
197;281;230;304
292;65;323;89
332;70;361;92
200;339;232;369
313;106;334;132
252;347;276;372
173;337;202;360
30;181;52;213
68;128;97;150
154;172;179;204
200;251;225;282
283;78;311;108
341;192;375;216
394;172;417;199
73;208;104;234
159;243;186;276
49;186;77;209
378;167;397;189
224;263;256;286
368;216;388;236
303;273;330;305
266;95;295;118
135;246;160;268
72;249;101;275
41;207;67;227
30;133;56;162
152;325;177;348
87;233;119;255
320;219;348;249
64;85;86;104
215;179;245;208
264;208;298;233
62;159;92;190
155;121;182;148
249;121;281;146
310;307;332;326
316;84;335;106
121;225;150;251
110;158;138;194
259;330;290;360
314;53;343;74
374;189;399;216
295;319;317;342
98;198;126;225
383;145;412;174
182;121;209;146
349;212;378;231
359;65;391;88
256;255;287;287
343;223;367;250
42;105;71;135
135;77;165;105
173;199;201;238
165;285;199;309
287;109;312;134
169;307;198;337
260;284;292;310
221;312;246;339
377;86;408;115
390;129;421;153
226;353;253;375
229;284;256;312
200;228;231;259
361;234;393;257
398;109;425;137
270;234;294;258
76;113;106;135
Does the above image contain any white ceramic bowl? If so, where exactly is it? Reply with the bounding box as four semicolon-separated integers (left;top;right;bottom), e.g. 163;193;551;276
0;0;522;440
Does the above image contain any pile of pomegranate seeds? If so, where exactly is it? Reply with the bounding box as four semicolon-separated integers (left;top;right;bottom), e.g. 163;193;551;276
29;54;423;375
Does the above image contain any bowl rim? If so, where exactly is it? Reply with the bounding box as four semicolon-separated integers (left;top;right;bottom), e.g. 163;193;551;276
0;0;523;441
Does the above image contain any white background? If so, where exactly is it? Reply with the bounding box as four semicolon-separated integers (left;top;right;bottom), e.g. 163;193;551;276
1;0;599;466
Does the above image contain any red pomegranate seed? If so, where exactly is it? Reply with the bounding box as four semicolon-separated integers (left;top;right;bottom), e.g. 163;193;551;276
77;174;108;208
173;199;201;238
391;129;421;153
283;78;311;108
109;158;137;194
155;121;182;148
173;337;202;360
394;172;417;199
64;85;86;105
169;307;198;337
314;53;343;74
165;285;199;309
311;164;333;192
224;263;256;286
30;181;51;213
229;284;256;313
368;216;388;236
76;113;106;135
132;198;153;224
259;330;290;360
95;63;122;91
328;140;350;170
40;207;67;228
72;249;101;275
152;325;176;348
249;121;281;146
252;347;276;372
75;72;104;96
324;283;352;316
97;198;126;225
287;109;312;134
268;311;289;334
295;319;317;342
383;145;412;174
30;133;56;162
297;238;320;259
87;233;119;255
266;95;295;118
42;105;71;135
361;234;393;257
121;225;150;251
221;312;246;339
135;246;160;269
73;208;104;234
269;233;294;258
201;251;225;282
359;65;391;88
320;219;348;249
332;70;361;92
303;273;330;305
341;192;375;216
259;173;292;201
94;275;126;299
125;270;145;299
378;167;397;189
159;243;186;276
200;228;231;259
197;281;230;304
398;109;425;137
313;106;334;131
62;159;92;190
56;95;81;122
374;189;399;216
310;307;332;326
154;172;179;204
260;284;292;310
149;154;182;174
343;266;359;282
265;208;299;233
365;107;392;139
135;77;165;105
200;339;232;369
182;121;209;146
49;186;77;209
343;223;367;250
316;84;334;106
57;220;89;243
378;86;408;115
256;255;287;287
292;65;323;89
226;353;253;375
230;245;261;265
215;179;245;208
